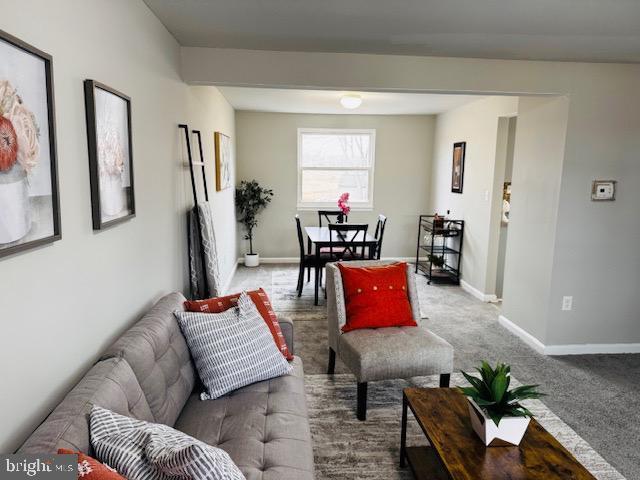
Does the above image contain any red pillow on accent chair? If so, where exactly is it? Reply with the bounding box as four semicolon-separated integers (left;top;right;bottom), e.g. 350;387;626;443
184;288;293;361
58;449;124;480
337;262;417;333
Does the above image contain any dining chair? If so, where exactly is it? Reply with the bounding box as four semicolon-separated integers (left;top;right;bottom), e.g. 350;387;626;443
328;223;368;261
318;210;347;227
373;214;387;260
296;215;329;297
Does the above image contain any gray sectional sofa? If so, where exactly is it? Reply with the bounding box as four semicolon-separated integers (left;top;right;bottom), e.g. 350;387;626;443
18;292;315;480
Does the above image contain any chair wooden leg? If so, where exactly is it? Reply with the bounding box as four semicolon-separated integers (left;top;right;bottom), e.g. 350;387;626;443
440;373;451;388
307;266;311;282
327;348;336;374
357;382;368;421
314;267;320;305
297;264;304;297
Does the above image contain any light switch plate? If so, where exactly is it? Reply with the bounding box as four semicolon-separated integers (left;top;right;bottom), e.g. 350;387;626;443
591;180;616;201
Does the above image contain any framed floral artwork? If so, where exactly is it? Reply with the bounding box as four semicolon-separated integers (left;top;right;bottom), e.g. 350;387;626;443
84;80;135;230
0;29;61;259
451;141;466;194
214;131;232;191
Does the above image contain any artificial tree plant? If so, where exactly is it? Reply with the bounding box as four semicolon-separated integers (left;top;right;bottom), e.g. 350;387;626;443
235;180;274;257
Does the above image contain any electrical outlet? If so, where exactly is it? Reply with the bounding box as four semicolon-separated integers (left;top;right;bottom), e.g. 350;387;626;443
562;296;573;311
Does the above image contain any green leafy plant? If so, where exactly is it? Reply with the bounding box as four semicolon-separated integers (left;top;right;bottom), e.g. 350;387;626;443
458;361;544;426
428;254;445;267
235;180;274;255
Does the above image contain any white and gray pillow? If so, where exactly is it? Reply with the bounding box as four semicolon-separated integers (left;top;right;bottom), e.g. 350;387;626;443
174;292;293;400
89;405;245;480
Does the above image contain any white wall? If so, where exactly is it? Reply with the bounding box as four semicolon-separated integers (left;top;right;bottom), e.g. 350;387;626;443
430;96;518;294
235;112;435;259
183;47;640;349
0;1;236;453
501;96;569;343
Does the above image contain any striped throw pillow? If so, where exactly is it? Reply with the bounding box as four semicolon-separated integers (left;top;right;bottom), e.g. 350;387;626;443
89;406;245;480
175;292;293;400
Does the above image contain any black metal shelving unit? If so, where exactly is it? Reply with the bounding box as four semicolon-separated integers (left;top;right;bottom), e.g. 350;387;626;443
415;215;464;285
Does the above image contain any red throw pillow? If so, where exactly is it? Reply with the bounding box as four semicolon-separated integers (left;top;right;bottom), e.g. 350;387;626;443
184;288;293;361
58;449;124;480
338;262;417;333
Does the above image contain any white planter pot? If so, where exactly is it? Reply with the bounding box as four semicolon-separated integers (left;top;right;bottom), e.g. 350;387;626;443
467;398;530;446
0;171;31;244
244;253;260;267
100;174;124;217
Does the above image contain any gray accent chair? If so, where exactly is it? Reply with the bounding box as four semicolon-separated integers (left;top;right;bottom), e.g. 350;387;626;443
326;260;454;421
18;292;314;480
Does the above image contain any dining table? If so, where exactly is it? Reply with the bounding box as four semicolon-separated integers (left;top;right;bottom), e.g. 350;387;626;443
304;226;379;305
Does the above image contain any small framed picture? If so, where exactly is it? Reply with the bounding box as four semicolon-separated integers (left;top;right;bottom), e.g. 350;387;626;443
0;29;61;259
214;131;232;191
451;141;466;194
84;80;135;230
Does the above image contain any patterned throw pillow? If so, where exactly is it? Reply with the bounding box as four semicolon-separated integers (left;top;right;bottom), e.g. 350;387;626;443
57;449;124;480
89;406;245;480
338;262;417;332
183;288;293;360
175;292;293;400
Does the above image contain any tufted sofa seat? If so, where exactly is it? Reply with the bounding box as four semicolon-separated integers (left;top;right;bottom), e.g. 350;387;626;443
18;292;315;480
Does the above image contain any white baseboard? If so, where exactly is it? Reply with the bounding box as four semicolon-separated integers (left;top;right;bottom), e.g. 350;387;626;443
498;315;546;354
498;314;640;355
461;279;498;302
236;256;422;265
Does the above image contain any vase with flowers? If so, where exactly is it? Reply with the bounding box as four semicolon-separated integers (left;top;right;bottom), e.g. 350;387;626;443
337;192;351;223
0;80;40;244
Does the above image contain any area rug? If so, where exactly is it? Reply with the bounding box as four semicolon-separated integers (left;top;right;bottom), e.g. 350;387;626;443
305;372;626;480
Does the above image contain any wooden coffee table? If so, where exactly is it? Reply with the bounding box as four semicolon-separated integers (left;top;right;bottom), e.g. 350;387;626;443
400;387;596;479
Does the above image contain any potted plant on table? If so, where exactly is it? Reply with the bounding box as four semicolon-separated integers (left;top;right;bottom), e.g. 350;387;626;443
337;192;351;223
235;180;273;267
459;361;544;447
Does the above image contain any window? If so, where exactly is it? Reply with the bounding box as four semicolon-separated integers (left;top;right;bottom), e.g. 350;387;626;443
297;128;376;209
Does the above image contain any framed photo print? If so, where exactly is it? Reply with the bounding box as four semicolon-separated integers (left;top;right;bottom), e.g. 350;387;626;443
0;29;61;259
214;131;232;191
451;141;466;194
84;80;135;230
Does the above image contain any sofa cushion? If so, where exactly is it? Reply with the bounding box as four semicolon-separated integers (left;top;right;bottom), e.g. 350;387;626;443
89;406;245;480
18;358;153;455
101;293;195;427
58;449;126;480
175;293;293;400
174;356;314;480
339;326;454;382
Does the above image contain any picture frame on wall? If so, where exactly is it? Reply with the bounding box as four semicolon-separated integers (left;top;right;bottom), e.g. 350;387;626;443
84;80;135;230
0;29;61;259
451;141;466;194
214;131;232;191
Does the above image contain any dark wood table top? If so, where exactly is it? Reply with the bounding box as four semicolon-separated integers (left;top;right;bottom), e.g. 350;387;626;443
304;226;378;246
404;387;596;480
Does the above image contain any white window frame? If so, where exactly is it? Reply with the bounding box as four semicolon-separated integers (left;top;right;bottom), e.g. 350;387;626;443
297;128;376;210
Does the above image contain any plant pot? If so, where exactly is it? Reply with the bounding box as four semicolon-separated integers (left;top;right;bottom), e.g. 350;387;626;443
100;174;124;217
467;398;530;447
244;253;259;267
0;165;31;244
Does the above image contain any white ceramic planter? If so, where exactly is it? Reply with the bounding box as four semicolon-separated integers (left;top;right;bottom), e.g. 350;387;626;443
100;174;124;217
0;173;31;244
244;253;260;267
467;398;530;446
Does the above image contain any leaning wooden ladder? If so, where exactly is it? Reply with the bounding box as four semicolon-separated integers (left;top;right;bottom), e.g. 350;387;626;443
179;124;211;299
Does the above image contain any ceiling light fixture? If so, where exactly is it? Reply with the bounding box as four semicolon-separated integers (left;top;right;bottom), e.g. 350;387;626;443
340;94;362;109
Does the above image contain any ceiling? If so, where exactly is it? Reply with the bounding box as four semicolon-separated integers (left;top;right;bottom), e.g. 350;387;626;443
144;0;640;63
217;87;481;115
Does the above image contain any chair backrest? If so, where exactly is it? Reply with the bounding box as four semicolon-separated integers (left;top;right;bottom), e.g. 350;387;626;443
318;210;347;227
328;223;368;260
295;215;306;259
374;214;387;260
